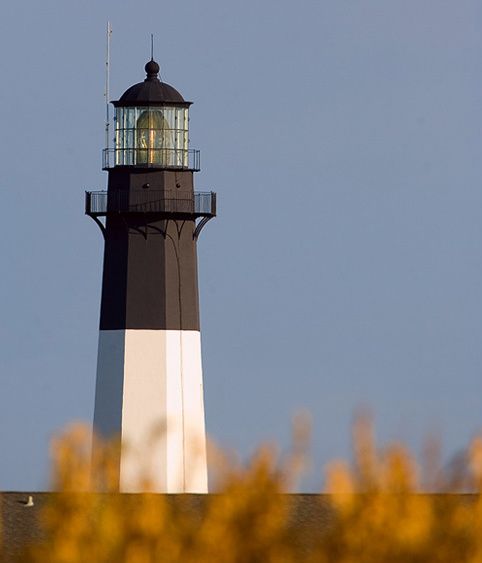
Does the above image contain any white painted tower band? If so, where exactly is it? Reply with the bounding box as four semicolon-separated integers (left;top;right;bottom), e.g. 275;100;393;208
94;330;207;492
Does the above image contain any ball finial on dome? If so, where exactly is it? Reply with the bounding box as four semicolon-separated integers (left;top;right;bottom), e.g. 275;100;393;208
145;59;160;81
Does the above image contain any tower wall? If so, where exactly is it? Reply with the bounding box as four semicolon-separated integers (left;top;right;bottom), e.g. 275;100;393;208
93;169;208;493
94;329;207;493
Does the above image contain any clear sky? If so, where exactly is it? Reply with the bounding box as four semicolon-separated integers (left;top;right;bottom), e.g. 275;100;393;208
1;0;482;490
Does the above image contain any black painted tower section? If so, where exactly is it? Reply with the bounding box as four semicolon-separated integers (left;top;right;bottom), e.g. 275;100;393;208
99;169;200;331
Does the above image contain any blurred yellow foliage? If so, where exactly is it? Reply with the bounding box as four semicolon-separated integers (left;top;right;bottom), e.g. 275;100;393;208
9;418;482;562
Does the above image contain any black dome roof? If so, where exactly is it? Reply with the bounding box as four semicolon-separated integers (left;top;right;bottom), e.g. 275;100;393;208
113;60;191;107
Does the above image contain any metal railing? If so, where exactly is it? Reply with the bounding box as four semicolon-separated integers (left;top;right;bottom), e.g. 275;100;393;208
85;190;216;218
102;148;201;171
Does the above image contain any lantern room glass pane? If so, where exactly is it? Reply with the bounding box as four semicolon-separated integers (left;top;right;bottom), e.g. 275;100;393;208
114;105;189;167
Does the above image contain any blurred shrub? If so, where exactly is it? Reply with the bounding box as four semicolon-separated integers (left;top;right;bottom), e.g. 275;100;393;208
14;419;482;562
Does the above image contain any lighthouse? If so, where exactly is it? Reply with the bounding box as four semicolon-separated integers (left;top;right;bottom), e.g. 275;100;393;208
86;59;215;493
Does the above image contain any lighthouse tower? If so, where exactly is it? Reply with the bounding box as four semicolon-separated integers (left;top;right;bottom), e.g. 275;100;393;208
86;60;216;493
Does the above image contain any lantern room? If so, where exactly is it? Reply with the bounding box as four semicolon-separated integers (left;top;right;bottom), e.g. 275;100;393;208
103;60;199;170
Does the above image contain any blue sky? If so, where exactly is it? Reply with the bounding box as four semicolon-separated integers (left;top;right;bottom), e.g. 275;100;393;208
1;0;482;490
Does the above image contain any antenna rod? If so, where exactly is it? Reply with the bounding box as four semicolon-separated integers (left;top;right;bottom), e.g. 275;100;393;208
105;21;112;152
150;33;154;60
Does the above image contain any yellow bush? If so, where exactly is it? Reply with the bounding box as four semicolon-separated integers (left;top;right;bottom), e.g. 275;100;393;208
14;419;482;562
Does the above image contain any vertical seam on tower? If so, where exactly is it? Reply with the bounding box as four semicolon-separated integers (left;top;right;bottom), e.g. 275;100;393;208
166;228;187;491
119;329;127;490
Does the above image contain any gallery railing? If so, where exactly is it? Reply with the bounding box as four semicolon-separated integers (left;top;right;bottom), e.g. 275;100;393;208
85;190;216;218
